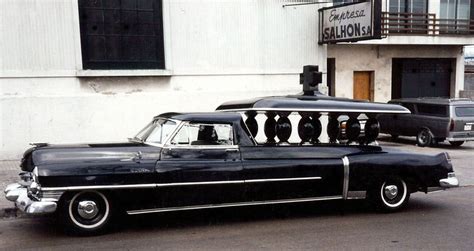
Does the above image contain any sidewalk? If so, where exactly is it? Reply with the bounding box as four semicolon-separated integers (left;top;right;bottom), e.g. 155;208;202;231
0;160;21;218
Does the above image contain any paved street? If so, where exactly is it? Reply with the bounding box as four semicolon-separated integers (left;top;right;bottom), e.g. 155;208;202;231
0;137;472;250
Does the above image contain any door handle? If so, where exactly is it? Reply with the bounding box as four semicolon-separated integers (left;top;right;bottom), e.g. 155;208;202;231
133;151;143;162
122;151;142;163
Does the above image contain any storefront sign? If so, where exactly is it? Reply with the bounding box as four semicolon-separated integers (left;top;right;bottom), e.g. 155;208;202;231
319;1;381;44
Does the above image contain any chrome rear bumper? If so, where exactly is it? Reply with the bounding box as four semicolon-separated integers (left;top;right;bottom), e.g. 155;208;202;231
439;172;459;188
4;183;57;215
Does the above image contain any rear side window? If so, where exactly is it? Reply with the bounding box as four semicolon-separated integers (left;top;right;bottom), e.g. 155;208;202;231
416;104;448;117
455;107;474;117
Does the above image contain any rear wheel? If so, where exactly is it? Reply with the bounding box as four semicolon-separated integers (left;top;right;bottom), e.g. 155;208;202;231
60;191;112;235
449;141;464;147
370;176;410;212
416;129;432;147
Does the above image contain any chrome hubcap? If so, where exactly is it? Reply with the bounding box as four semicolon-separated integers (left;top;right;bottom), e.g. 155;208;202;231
77;200;98;220
384;185;398;200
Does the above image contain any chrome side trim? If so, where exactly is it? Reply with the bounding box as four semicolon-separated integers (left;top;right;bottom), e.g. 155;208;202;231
158;180;243;187
346;191;366;199
41;184;157;192
40;176;323;191
342;156;350;200
126;195;344;215
244;177;322;183
217;108;410;114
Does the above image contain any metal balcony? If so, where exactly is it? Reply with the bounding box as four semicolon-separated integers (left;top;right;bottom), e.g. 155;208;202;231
382;12;474;36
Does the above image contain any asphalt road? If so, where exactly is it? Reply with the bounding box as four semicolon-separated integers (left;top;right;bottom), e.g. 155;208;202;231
0;187;472;250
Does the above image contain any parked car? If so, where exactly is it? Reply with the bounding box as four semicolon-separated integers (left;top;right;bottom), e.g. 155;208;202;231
5;93;459;235
378;98;474;147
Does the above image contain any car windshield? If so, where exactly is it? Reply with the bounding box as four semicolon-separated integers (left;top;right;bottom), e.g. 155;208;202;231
132;119;178;145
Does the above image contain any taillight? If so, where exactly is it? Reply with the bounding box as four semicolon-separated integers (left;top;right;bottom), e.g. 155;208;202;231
449;119;455;131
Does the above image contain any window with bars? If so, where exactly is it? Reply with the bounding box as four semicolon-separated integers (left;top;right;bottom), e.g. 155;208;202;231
78;0;165;70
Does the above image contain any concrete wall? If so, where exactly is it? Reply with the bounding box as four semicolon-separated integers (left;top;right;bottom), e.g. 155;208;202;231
327;45;464;102
0;0;327;160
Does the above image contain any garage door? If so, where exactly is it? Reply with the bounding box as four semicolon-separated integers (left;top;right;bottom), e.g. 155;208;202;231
392;59;452;99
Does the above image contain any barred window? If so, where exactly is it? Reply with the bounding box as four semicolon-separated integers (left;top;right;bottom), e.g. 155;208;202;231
78;0;165;70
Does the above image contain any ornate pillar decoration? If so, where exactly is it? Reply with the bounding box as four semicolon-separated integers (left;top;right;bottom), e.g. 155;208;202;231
298;113;313;145
345;116;361;144
311;113;322;144
276;112;292;144
364;117;380;144
264;112;277;144
327;114;340;143
245;111;258;138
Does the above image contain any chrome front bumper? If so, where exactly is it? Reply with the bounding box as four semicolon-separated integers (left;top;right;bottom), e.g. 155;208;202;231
4;183;57;215
439;172;459;188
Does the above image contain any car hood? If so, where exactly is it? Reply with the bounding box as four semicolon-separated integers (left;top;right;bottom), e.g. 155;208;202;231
21;142;160;172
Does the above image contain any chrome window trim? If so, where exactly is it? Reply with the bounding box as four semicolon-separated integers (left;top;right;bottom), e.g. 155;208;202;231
139;118;182;147
126;195;344;215
164;121;236;148
40;176;323;192
164;145;239;150
162;121;185;146
342;156;350;200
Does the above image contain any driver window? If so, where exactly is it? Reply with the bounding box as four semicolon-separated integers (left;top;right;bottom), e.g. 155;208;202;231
170;123;234;146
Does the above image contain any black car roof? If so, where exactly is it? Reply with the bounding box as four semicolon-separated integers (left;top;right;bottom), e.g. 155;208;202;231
216;92;410;114
390;98;474;106
155;112;243;123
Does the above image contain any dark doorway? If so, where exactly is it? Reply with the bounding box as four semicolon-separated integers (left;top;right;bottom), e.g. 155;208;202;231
392;58;453;99
327;58;336;97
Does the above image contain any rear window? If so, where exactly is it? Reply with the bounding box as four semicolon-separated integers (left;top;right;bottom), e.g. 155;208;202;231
455;107;474;117
416;104;448;117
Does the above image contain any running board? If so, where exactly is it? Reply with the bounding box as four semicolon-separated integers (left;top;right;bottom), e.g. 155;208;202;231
126;195;344;215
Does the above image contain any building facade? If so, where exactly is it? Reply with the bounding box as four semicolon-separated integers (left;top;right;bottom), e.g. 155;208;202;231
328;0;474;102
0;0;328;159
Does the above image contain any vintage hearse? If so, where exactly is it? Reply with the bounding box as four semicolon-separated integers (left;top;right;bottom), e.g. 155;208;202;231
4;67;459;234
4;93;459;234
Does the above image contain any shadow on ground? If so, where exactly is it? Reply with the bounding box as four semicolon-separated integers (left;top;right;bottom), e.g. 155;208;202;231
24;197;445;238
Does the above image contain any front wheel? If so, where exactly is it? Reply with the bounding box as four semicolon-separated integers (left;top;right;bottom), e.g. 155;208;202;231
370;177;410;212
60;191;112;235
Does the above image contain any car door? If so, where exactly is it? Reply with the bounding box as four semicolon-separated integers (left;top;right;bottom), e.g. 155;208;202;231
240;146;346;202
155;122;244;208
398;102;416;136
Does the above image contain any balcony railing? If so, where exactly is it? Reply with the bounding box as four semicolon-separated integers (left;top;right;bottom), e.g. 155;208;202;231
382;12;474;35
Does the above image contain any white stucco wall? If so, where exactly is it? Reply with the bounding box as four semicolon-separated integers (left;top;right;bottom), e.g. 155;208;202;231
0;0;328;160
327;44;464;102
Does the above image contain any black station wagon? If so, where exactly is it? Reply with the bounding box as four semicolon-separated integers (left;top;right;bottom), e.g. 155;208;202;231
378;98;474;147
4;91;459;234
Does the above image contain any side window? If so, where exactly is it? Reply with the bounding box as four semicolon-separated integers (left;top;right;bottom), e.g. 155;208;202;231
170;123;234;146
416;104;448;117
